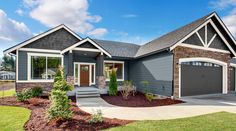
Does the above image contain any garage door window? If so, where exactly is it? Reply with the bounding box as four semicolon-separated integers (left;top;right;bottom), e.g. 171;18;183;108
182;61;221;67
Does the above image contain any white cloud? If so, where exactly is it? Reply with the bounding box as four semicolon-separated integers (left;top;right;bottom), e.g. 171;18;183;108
122;14;138;18
15;9;24;16
87;28;108;38
24;0;107;36
210;0;236;9
211;0;236;37
0;9;33;42
222;14;236;36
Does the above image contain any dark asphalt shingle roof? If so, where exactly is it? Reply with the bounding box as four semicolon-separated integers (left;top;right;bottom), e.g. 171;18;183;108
5;12;218;59
93;39;140;58
93;12;215;58
135;12;215;57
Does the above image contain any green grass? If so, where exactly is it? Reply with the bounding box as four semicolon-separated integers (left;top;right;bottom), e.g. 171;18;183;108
106;112;236;131
0;89;16;97
0;106;31;131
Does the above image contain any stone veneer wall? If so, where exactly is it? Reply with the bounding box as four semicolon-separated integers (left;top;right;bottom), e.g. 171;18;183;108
16;82;53;93
96;76;106;89
66;76;74;85
173;46;232;98
16;76;74;94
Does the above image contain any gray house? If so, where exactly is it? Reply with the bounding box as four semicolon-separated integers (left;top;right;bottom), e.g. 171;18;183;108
0;71;15;80
3;12;236;98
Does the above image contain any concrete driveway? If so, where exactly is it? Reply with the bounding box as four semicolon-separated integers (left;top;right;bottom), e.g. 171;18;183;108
77;94;236;120
181;93;236;106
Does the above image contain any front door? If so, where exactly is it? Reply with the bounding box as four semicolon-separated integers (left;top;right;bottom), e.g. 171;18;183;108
80;65;90;86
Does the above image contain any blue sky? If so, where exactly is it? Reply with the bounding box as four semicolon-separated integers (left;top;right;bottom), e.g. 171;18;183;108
0;0;236;57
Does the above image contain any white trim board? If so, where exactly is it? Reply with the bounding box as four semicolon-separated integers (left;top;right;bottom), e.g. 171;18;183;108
61;38;112;57
179;43;231;54
73;48;101;52
19;48;61;53
178;57;228;98
104;60;125;81
3;24;82;55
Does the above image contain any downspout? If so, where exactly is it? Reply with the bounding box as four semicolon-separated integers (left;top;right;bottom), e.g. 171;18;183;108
167;48;175;98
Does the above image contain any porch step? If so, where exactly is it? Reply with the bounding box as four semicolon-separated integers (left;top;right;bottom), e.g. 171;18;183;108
76;88;100;98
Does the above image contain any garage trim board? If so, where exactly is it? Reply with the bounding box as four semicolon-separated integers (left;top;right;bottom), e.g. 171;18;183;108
179;57;228;98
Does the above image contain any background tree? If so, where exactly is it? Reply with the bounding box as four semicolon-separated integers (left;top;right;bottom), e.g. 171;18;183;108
2;55;15;71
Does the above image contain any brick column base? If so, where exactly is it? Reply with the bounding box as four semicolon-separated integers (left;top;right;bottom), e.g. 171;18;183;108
66;76;74;85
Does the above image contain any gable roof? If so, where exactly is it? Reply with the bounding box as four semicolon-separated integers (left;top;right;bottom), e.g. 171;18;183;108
135;12;214;57
3;24;82;55
61;37;112;57
93;39;140;58
135;12;236;57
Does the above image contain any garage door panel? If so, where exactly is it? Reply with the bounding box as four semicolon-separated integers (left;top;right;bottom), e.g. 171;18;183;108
181;63;222;96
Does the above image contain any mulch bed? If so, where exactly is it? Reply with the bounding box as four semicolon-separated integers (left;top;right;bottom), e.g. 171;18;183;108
0;96;132;131
101;92;183;107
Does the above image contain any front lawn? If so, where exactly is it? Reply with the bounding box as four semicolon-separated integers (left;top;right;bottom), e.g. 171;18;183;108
107;112;236;131
0;89;16;97
0;106;31;131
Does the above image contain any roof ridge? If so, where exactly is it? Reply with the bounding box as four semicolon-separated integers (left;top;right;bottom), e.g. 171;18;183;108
93;39;140;46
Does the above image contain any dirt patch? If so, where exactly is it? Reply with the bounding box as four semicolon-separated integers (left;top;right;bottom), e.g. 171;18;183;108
101;92;183;107
0;97;132;131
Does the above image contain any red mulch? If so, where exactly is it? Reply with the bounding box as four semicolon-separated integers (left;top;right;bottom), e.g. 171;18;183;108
101;92;183;107
0;97;132;131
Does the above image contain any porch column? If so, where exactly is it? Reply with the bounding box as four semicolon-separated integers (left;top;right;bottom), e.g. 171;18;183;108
96;53;106;88
67;50;74;85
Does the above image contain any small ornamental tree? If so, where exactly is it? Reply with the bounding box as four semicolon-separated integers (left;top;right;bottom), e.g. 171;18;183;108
47;66;73;120
53;66;73;91
108;68;118;96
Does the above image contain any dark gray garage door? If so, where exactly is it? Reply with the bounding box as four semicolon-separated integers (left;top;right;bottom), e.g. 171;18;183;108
181;61;222;96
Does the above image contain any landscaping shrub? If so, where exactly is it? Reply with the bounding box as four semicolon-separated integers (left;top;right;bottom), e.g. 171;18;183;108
31;86;43;97
47;66;73;120
121;81;134;100
109;68;118;96
16;88;33;102
145;93;155;102
140;81;156;102
47;90;72;120
89;109;103;124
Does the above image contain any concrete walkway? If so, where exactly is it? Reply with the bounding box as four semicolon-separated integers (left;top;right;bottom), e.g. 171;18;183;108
77;95;236;120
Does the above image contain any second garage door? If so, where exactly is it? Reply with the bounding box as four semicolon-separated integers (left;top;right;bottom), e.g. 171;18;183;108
181;61;222;96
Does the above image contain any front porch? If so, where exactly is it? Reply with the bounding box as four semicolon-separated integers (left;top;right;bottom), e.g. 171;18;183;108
67;86;101;98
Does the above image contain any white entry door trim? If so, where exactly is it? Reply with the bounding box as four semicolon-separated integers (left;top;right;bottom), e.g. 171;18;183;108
74;62;96;86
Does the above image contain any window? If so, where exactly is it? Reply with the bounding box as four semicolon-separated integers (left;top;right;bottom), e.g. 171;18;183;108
104;61;124;81
29;53;62;80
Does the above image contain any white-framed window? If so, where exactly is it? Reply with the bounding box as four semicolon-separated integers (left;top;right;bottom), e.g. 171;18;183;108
104;60;124;81
28;53;63;82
